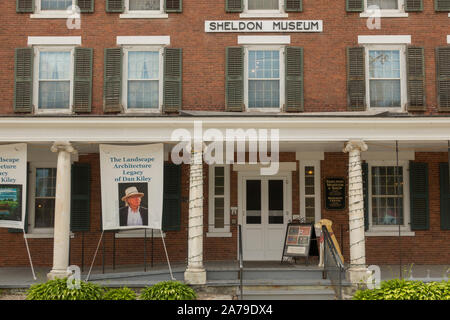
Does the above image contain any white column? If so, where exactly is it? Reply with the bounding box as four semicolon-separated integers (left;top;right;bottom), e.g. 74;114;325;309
47;142;76;280
184;142;207;284
343;140;368;284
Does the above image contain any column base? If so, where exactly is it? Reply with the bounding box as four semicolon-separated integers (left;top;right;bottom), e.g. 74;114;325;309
346;266;369;286
184;267;207;285
47;269;72;280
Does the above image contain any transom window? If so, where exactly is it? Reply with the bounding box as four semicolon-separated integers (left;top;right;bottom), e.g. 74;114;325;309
247;49;282;109
123;48;163;111
34;168;57;228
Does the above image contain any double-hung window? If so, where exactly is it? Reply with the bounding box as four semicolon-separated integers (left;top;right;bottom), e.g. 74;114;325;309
245;46;284;111
31;0;79;18
123;47;163;112
361;0;408;17
242;0;287;17
121;0;168;18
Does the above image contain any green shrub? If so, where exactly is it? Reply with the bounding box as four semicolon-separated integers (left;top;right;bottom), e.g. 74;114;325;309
353;279;450;300
103;287;137;300
26;278;104;300
140;281;197;300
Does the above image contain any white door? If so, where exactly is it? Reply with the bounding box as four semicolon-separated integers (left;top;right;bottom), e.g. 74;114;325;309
241;175;291;261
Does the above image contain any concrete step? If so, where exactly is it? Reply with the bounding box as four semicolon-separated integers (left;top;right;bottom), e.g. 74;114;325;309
207;267;324;281
242;289;336;300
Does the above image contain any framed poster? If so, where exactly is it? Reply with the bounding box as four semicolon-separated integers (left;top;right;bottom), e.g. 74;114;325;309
282;223;315;258
325;177;346;210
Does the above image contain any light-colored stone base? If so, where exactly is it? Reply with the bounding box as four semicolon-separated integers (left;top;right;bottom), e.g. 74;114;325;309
346;267;369;286
47;269;72;280
184;268;207;285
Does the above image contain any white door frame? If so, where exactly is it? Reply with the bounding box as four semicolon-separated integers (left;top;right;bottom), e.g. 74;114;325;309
237;170;292;261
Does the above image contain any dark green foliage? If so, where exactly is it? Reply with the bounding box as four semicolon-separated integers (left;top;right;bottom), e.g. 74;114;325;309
26;278;104;300
103;287;137;300
353;279;450;300
140;281;197;300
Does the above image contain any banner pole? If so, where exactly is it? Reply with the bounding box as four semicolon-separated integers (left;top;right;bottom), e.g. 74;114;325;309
160;229;175;280
86;230;104;281
23;229;36;280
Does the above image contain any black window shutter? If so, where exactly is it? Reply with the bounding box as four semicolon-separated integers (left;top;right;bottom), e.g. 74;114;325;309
17;0;34;13
9;163;30;233
226;47;244;112
106;0;124;12
436;47;450;111
410;162;429;230
405;0;423;11
70;163;91;232
77;0;94;13
285;0;302;12
285;46;304;112
162;163;181;232
439;163;450;230
103;48;123;113
362;162;369;231
346;0;363;12
14;48;33;114
406;47;425;111
435;0;450;11
73;48;93;113
165;0;182;13
226;0;243;12
163;48;183;113
347;47;366;111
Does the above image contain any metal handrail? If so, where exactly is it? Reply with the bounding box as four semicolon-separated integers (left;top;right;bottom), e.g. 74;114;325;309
322;225;346;300
238;224;244;300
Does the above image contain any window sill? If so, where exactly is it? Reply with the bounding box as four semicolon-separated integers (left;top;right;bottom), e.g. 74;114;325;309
206;232;232;238
124;108;162;114
119;13;168;19
115;230;164;238
25;232;75;239
30;13;76;19
365;230;415;237
239;13;288;18
359;12;409;18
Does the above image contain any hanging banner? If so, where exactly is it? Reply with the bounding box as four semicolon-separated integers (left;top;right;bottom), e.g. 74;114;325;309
0;143;27;229
100;144;164;230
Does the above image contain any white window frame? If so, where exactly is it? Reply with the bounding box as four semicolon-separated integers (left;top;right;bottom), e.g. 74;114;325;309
364;44;407;112
33;46;75;115
299;160;321;224
31;0;77;19
120;0;168;19
244;45;285;113
241;0;288;18
122;46;164;113
207;164;231;237
366;160;414;236
360;0;408;18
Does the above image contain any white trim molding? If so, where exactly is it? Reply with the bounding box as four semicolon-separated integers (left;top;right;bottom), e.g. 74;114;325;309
117;36;170;46
238;35;290;45
358;35;411;44
28;36;82;46
233;162;296;172
447;35;450;43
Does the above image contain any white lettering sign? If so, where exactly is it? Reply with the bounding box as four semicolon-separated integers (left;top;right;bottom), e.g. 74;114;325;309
205;20;323;33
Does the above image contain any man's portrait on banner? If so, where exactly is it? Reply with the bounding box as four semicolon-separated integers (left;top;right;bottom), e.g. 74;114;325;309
118;183;149;227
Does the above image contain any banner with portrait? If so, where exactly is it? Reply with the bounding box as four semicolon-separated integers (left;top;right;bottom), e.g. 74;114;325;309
0;143;27;229
100;144;164;230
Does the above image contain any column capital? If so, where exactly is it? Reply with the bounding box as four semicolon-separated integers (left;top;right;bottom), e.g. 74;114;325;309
343;140;368;153
51;141;76;154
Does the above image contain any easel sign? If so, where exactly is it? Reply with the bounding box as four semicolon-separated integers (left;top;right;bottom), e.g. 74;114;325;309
281;223;316;262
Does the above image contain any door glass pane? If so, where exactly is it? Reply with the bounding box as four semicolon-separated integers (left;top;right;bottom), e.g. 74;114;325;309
268;180;283;224
246;180;261;224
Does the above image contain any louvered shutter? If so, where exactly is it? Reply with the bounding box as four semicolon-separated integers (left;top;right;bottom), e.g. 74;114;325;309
347;47;366;111
16;0;34;13
439;163;450;230
71;163;91;232
162;163;181;231
436;47;450;111
73;48;93;113
77;0;94;12
226;47;244;111
106;0;124;12
14;48;33;114
435;0;450;11
163;48;182;113
226;0;243;12
103;48;123;112
285;0;302;12
346;0;363;12
9;163;29;233
410;162;429;230
362;162;369;231
285;47;304;112
406;47;425;111
405;0;423;11
165;0;182;12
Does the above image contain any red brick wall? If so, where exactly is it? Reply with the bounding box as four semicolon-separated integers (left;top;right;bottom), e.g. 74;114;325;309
1;1;449;114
